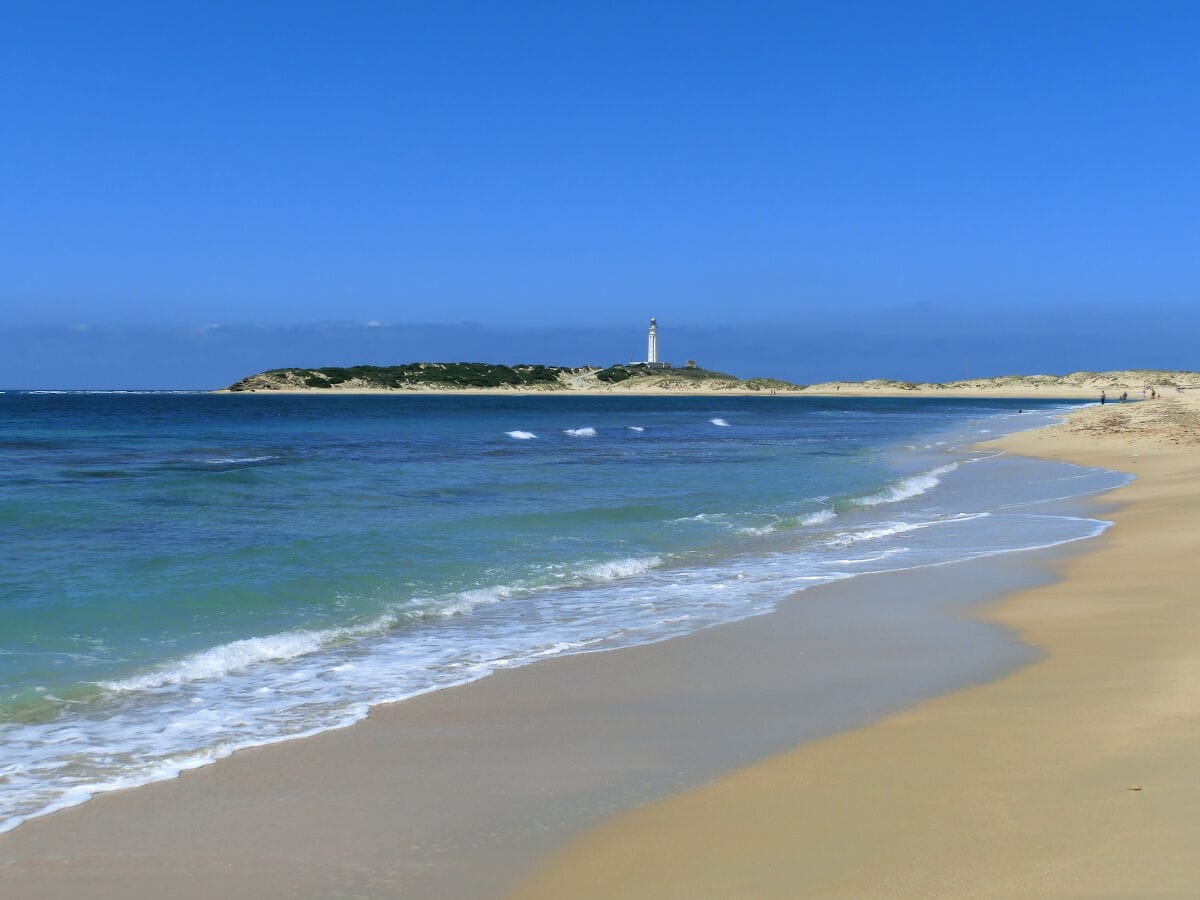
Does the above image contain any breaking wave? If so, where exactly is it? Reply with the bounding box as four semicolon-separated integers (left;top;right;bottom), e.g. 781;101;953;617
98;556;664;695
801;509;837;526
737;508;836;536
854;464;957;507
826;512;989;547
98;619;397;692
577;555;662;580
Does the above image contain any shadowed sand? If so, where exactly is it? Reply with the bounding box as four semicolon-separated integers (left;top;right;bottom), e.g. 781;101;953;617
512;394;1200;898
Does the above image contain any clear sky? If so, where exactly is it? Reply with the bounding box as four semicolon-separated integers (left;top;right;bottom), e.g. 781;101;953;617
2;1;1197;387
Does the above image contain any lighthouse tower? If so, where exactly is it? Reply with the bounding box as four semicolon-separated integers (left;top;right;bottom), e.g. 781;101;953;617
647;318;659;364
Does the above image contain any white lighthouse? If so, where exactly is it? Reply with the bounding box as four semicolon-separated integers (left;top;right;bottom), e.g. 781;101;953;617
647;317;659;364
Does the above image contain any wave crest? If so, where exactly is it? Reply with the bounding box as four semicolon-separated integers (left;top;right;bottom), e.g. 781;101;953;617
577;555;662;580
738;508;837;536
98;620;392;692
99;556;664;694
800;509;837;525
855;464;957;506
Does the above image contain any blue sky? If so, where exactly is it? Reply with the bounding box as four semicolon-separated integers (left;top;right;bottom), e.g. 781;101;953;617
2;2;1197;387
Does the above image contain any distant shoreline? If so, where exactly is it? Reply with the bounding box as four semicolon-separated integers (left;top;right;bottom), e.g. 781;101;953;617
214;385;1105;398
217;365;1200;399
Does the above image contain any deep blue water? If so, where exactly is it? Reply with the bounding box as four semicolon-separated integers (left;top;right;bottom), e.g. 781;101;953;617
0;392;1125;831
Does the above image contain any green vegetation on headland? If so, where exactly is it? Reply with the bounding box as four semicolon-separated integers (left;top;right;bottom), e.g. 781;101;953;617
225;362;804;392
593;363;738;385
272;362;565;390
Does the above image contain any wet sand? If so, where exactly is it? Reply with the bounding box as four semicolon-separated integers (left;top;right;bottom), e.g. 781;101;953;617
513;394;1200;898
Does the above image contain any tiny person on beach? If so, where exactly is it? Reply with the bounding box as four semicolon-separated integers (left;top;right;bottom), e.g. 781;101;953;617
1101;390;1106;404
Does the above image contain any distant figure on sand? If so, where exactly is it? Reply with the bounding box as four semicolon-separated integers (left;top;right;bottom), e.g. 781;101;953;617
1100;390;1106;404
1120;391;1128;402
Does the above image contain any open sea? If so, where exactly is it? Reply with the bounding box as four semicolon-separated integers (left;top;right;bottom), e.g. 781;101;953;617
0;392;1128;833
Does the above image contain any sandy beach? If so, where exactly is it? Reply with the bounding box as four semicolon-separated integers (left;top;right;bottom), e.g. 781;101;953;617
514;393;1200;898
1;395;1195;898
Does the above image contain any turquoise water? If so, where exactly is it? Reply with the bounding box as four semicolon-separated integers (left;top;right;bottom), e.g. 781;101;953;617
0;393;1126;831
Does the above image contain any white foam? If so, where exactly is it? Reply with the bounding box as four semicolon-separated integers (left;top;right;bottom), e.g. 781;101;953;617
831;547;909;565
202;455;275;465
963;451;1005;463
738;509;835;536
531;638;605;657
710;418;730;427
99;616;398;692
828;512;988;547
577;556;662;580
564;427;597;437
627;426;645;432
737;524;776;536
420;584;515;618
800;509;837;526
505;430;537;440
828;521;923;546
855;464;957;507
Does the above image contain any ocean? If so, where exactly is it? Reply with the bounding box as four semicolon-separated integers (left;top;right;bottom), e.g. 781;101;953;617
0;392;1127;833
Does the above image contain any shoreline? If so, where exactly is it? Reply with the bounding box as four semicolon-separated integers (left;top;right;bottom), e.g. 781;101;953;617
0;405;1122;897
512;393;1200;897
0;548;1090;898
